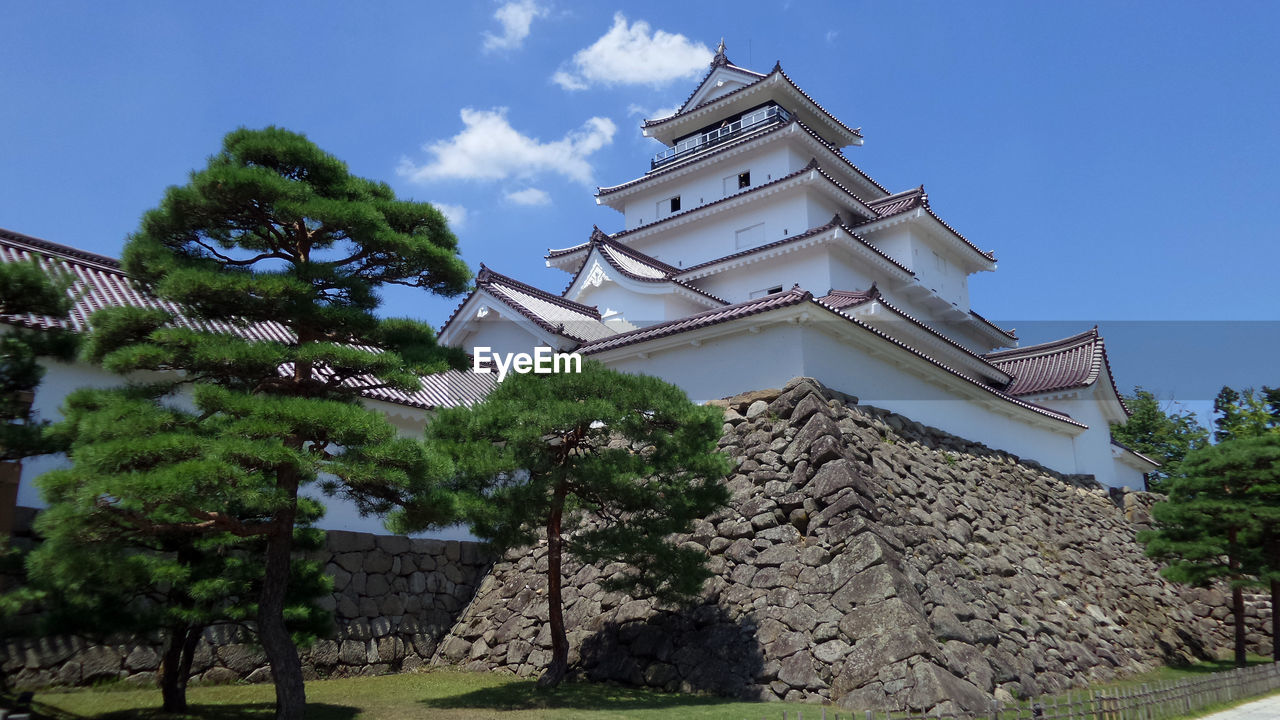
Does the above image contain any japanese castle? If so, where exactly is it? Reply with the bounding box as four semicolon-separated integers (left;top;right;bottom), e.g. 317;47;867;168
0;45;1156;522
437;43;1156;489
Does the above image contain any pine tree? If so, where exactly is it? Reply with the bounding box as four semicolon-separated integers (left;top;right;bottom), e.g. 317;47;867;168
5;385;331;711
426;361;730;687
1142;436;1280;667
60;126;470;720
1112;387;1210;492
1212;386;1278;442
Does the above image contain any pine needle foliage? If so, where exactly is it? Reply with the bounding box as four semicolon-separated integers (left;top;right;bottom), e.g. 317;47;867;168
35;127;470;720
1111;387;1210;492
426;361;731;687
1142;435;1280;666
0;259;78;460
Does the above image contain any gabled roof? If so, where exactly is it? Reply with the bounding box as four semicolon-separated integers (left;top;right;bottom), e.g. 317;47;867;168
858;186;997;265
643;61;863;149
595;116;888;204
0;227;492;410
984;328;1128;413
559;229;728;306
671;41;767;115
442;265;615;344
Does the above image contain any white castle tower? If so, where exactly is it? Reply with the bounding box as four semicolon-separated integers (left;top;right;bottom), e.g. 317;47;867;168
438;44;1155;489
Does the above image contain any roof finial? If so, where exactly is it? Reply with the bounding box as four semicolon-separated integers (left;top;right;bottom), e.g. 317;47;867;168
711;38;730;67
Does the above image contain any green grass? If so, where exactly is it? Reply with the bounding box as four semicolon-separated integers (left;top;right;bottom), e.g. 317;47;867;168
32;669;823;720
28;657;1280;720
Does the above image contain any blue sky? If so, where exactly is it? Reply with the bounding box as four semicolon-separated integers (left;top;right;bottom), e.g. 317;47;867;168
3;1;1278;412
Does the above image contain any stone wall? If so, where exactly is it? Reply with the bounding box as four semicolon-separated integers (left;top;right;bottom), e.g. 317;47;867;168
2;529;490;689
432;378;1223;715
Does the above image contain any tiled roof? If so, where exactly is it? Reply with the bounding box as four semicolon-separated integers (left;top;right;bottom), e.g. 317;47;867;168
677;215;914;279
578;287;812;354
559;230;728;305
968;308;1018;343
818;286;1012;385
1112;439;1161;468
0;227;492;410
579;284;1082;429
984;328;1127;413
596;117;887;201
817;288;877;310
647;64;864;146
465;265;615;343
671;46;767;117
859;186;997;264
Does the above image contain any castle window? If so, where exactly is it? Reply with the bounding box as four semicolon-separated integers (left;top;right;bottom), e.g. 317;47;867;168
749;285;784;299
657;195;681;218
738;171;751;189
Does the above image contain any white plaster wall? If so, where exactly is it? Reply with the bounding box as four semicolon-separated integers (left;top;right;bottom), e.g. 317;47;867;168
1026;388;1132;488
456;314;565;357
692;244;839;303
795;329;1082;474
596;321;1084;478
600;323;808;403
574;279;670;327
622;145;801;230
630;193;812;268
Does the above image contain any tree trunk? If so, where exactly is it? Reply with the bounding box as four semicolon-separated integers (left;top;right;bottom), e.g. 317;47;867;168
159;624;189;713
259;472;306;720
537;483;569;688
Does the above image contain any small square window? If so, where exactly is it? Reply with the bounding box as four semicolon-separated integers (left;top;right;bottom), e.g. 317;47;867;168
738;171;751;189
670;196;681;212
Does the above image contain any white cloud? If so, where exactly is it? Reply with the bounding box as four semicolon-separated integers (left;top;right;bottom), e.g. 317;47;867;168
399;108;616;186
432;202;468;229
505;188;552;206
627;103;679;121
482;0;547;52
825;30;839;45
552;13;712;91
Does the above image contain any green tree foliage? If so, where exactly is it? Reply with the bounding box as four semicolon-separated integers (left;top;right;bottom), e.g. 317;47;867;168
52;127;470;720
0;259;78;461
426;361;731;687
4;386;331;711
1212;386;1280;442
1111;387;1210;492
1142;436;1280;666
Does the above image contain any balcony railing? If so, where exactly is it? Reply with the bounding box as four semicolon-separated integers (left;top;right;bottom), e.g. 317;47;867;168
651;105;791;170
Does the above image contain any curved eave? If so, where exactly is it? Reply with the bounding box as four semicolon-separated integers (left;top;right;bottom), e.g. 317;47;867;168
855;208;997;274
597;119;888;211
603;161;877;252
643;69;862;149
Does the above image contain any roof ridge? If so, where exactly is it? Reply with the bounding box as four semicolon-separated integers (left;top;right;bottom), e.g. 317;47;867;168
676;216;913;278
577;286;812;353
477;264;602;319
984;327;1100;360
0;226;124;271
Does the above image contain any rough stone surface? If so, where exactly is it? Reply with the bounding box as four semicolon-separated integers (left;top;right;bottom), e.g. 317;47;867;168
431;378;1228;713
2;528;491;689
